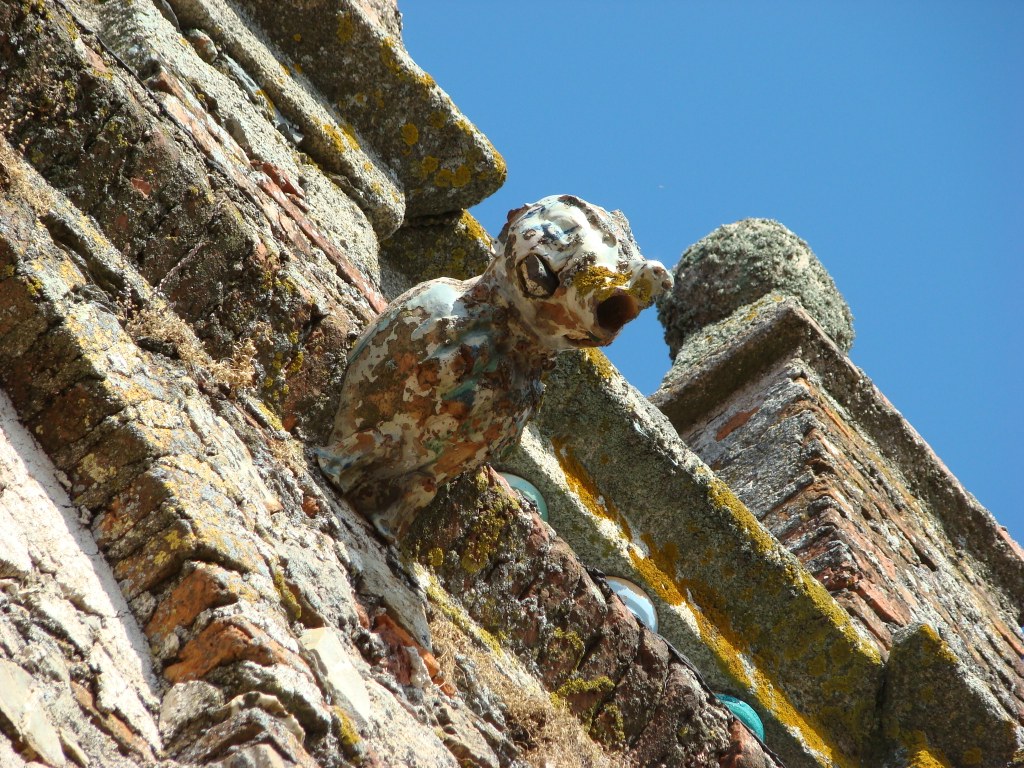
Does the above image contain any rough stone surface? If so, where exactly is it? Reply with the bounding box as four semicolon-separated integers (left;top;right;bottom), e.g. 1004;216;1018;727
2;0;1020;766
658;219;855;356
405;466;776;768
653;281;1024;762
229;0;506;217
380;209;496;291
505;351;882;768
299;627;371;726
883;623;1019;768
0;388;163;767
0;659;67;766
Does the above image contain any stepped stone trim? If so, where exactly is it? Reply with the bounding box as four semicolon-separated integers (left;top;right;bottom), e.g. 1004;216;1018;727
503;350;885;768
406;466;782;768
229;0;506;217
652;294;1024;766
652;295;1024;610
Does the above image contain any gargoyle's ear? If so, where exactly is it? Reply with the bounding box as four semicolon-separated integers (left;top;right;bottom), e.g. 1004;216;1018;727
497;203;530;245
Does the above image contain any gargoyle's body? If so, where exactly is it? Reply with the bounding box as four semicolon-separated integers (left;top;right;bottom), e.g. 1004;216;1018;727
319;195;672;539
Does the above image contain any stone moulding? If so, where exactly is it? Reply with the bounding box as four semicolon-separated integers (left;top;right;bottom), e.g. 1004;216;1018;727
227;0;507;218
504;349;886;768
651;294;1024;615
650;292;1024;766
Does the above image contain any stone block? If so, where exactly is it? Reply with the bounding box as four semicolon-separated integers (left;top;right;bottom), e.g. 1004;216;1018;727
0;660;66;767
165;616;307;684
229;0;505;217
381;210;495;289
406;467;781;766
883;623;1022;768
503;348;884;765
299;627;371;727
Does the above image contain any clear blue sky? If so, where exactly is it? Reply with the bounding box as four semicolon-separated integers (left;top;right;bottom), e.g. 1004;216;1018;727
401;3;1024;545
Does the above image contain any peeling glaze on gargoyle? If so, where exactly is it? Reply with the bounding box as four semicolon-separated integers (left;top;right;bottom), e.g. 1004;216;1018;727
318;195;673;540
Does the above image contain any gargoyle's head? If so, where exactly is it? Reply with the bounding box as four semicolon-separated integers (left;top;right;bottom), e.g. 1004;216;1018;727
493;194;673;350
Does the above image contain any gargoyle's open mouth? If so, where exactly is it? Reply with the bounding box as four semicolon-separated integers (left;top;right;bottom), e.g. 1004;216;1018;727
596;292;640;334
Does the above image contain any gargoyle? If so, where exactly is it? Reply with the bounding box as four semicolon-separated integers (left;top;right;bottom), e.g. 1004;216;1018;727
318;194;673;539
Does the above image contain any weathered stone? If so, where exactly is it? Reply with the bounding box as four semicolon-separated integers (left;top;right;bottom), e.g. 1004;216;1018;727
654;291;1024;757
504;350;884;765
229;0;505;217
436;702;501;768
719;720;773;768
5;0;1019;766
134;0;405;237
182;707;317;768
145;563;265;653
165;617;308;684
883;623;1021;768
159;681;226;746
658;218;854;355
0;660;67;767
380;210;495;291
0;506;32;578
299;627;372;726
407;467;771;767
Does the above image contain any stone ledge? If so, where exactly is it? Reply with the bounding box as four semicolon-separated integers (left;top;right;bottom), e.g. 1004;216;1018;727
652;295;1024;631
504;349;886;767
405;466;780;768
229;0;506;217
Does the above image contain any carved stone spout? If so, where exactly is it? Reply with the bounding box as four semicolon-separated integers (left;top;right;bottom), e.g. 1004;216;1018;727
318;195;672;539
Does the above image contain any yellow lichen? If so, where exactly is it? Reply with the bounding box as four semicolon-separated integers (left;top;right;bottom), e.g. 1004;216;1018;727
336;13;355;44
452;164;471;187
551;627;584;659
459;211;491;246
272;567;302;622
580;348;617;382
627;543;857;767
322;121;359;153
427;547;444;568
550;437;633;540
418;156;440;179
401;122;419;146
334;705;362;759
902;731;953;768
459;496;508;575
426;579;502;655
571;266;630;301
553;675;614;705
433;167;454;188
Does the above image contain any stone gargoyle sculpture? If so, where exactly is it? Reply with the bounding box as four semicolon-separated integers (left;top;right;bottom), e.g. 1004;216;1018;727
318;194;673;540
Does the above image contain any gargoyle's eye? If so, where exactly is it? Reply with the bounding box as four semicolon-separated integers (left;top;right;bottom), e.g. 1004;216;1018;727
518;253;559;298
